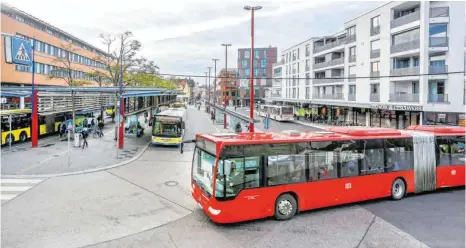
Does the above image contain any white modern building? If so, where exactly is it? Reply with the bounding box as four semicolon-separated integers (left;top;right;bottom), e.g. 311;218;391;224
271;1;466;128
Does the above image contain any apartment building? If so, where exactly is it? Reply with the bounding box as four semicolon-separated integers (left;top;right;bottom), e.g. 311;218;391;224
1;4;109;109
215;68;239;106
237;46;277;106
273;1;466;127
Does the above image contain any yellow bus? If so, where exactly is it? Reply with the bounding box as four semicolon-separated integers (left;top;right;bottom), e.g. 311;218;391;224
151;108;186;146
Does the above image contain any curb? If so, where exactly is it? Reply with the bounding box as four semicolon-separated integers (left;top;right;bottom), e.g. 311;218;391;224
1;141;152;179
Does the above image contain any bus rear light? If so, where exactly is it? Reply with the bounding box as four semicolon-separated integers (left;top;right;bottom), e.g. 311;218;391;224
208;206;221;215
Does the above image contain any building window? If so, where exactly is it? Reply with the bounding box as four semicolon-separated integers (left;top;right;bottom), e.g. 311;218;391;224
261;59;267;68
305;44;310;56
254;69;260;77
244;50;250;59
349;65;356;75
392;29;420;45
429;24;447;37
347;26;356;36
253;60;257;68
349;85;356;94
255;49;260;59
371;84;379;94
371;16;380;28
245;69;250;76
371;61;380;72
371;40;380;51
297;48;300;59
263;69;267;77
264;50;267;59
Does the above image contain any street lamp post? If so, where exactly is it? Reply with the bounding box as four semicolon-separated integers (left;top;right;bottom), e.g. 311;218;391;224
204;72;208;113
221;44;231;129
207;66;212;114
212;58;219;105
244;5;261;133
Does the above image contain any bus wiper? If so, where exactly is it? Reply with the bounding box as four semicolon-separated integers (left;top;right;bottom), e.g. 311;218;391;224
180;139;196;154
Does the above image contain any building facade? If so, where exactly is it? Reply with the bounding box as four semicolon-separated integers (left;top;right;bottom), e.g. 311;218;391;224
237;46;277;106
215;69;239;106
272;1;466;127
1;4;109;109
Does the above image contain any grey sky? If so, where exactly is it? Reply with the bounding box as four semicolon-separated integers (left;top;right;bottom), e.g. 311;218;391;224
5;0;383;80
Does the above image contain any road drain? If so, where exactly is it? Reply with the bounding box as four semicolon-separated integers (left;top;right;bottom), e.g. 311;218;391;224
164;181;179;187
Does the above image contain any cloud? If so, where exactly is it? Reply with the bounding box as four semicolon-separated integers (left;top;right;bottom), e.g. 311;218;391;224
5;0;382;82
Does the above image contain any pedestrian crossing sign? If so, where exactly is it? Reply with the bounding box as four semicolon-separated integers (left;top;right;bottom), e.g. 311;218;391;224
11;37;32;66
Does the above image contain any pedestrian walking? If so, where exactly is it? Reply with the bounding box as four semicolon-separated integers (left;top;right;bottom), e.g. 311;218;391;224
91;118;96;135
98;120;104;137
81;127;89;149
211;111;215;124
263;114;270;131
59;121;66;138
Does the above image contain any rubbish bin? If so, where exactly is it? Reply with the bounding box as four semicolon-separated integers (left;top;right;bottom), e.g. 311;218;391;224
74;133;81;147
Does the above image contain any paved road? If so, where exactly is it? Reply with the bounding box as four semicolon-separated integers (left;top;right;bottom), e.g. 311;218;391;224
1;106;464;248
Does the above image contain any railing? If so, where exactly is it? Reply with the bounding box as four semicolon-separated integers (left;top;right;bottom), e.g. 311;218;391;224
313;38;346;53
389;93;419;102
313;93;344;100
313;57;344;69
370;71;380;80
429;65;448;74
391;11;420;29
371;26;380;36
313;77;344;84
370;93;380;102
348;74;356;82
348;94;356;101
391;39;420;54
271;92;281;98
428;94;448;103
370;49;380;59
346;34;356;44
349;55;356;63
390;66;420;77
430;7;449;18
429;37;448;47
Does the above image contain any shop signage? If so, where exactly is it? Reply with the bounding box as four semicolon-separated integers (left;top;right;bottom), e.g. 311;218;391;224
369;104;422;111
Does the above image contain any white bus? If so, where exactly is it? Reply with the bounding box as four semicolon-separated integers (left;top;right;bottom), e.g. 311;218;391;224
258;105;294;121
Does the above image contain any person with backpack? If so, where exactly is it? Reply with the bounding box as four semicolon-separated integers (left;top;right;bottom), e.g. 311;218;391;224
81;127;89;149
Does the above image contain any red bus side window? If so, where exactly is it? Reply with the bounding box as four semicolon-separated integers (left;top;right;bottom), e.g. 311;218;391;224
385;138;414;172
436;136;466;166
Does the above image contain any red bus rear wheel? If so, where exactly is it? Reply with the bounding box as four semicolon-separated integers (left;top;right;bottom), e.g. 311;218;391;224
391;178;406;200
275;194;297;221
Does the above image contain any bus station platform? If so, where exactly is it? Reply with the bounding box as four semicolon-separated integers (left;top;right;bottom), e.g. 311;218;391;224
1;116;152;177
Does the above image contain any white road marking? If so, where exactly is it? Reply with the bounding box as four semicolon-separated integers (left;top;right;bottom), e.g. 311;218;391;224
1;194;18;200
1;186;32;192
1;179;43;184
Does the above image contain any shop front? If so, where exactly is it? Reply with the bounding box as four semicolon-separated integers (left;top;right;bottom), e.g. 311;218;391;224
368;104;422;129
424;112;465;126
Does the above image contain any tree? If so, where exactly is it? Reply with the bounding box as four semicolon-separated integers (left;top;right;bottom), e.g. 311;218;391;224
48;43;90;134
85;71;111;120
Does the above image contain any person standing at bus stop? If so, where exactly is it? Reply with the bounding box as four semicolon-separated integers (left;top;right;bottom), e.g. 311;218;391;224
263;114;271;131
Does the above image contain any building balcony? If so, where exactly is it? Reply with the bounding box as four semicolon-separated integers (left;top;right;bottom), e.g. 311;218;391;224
370;93;380;102
371;26;380;36
430;7;449;18
428;94;448;103
313;77;344;84
391;11;420;29
391;39;420;54
370;71;380;80
348;74;356;82
305;79;311;85
429;37;448;48
370;49;380;59
313;57;344;70
429;65;448;74
348;94;356;101
274;60;284;66
313;93;344;100
271;92;282;98
389;93;419;102
346;34;356;44
349;55;356;63
390;66;419;77
313;39;346;53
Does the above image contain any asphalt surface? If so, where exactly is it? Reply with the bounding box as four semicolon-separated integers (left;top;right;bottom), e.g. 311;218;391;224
1;106;464;248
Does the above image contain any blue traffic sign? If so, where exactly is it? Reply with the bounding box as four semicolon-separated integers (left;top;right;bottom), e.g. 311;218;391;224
11;37;32;66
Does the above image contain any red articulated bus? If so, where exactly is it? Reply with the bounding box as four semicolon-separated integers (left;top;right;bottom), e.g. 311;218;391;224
189;126;465;224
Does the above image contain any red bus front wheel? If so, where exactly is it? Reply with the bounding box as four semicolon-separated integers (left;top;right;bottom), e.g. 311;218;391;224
391;178;406;200
275;194;297;221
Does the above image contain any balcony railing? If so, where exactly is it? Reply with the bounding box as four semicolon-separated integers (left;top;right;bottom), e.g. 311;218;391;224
313;57;344;69
371;26;380;36
348;94;356;101
348;74;356;82
391;11;420;29
428;94;448;103
391;39;420;54
349;55;356;63
430;7;449;18
370;93;380;102
313;93;344;100
389;93;419;102
370;71;380;80
390;66;420;77
313;77;344;84
370;49;380;59
429;65;448;74
429;37;448;47
346;34;356;44
314;39;346;53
